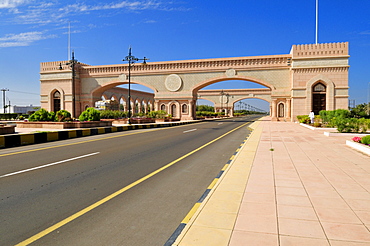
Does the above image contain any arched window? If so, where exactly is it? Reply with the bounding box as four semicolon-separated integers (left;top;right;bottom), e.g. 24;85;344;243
171;104;177;117
182;104;188;114
278;103;284;117
160;104;166;111
312;82;326;114
53;90;61;112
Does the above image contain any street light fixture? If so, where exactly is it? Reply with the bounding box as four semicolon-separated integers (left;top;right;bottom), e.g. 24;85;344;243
122;47;148;125
58;51;79;118
1;88;9;114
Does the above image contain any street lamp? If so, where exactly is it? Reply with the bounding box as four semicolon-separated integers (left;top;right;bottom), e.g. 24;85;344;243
122;47;148;124
59;51;79;118
1;88;9;114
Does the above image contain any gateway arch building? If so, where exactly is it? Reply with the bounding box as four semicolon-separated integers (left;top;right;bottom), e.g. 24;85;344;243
40;42;349;121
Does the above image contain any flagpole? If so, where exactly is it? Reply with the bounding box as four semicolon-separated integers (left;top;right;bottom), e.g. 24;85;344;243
315;0;318;44
68;22;71;60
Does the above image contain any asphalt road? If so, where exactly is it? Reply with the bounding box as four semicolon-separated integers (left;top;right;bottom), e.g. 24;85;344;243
0;115;261;246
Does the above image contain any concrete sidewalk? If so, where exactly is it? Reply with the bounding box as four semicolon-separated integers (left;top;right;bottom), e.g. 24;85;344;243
173;118;370;245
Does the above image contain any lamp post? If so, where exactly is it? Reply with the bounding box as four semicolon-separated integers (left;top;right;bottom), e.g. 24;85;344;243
1;88;9;114
59;51;78;118
220;90;225;116
122;47;148;124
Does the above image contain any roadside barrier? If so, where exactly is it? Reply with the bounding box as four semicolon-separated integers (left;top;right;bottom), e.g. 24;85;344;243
0;121;197;149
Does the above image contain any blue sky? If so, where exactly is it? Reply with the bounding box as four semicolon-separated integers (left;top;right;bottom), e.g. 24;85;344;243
1;0;369;112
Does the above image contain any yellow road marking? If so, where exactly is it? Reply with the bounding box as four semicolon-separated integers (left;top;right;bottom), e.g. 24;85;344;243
181;203;201;224
207;178;219;190
15;121;251;246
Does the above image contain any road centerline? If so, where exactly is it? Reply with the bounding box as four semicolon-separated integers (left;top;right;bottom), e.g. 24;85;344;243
183;129;197;133
0;152;100;179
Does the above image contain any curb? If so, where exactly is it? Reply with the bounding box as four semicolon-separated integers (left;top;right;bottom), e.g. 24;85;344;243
166;118;263;245
0;121;200;149
346;140;370;156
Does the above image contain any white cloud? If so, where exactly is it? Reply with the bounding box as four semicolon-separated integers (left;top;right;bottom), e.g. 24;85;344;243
59;1;163;13
359;30;370;35
0;0;30;9
0;31;56;47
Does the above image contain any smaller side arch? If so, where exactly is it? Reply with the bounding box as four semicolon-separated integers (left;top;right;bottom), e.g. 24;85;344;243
306;74;335;113
49;87;65;112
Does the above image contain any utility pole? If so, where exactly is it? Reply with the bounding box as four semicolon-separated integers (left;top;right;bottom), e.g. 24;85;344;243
1;88;9;114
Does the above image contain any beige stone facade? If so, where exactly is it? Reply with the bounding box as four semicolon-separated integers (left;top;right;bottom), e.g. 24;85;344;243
40;42;349;121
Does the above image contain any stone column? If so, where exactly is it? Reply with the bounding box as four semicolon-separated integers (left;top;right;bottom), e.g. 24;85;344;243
154;100;160;111
271;99;278;121
286;98;291;120
189;100;195;119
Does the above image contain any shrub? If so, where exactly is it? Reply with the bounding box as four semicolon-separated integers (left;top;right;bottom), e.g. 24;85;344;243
320;109;351;127
55;110;71;122
359;118;370;133
147;110;168;119
334;118;360;133
79;107;101;121
360;135;370;145
29;109;55;122
297;115;310;124
100;110;126;119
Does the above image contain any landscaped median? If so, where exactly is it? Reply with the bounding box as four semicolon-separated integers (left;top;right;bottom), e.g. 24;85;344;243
0;121;198;149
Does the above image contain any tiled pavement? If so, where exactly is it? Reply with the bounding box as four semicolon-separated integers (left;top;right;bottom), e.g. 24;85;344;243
174;117;370;246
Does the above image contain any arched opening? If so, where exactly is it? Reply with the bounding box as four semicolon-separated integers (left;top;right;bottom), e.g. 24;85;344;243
234;98;269;116
53;90;61;112
160;104;166;111
196;80;271;116
91;81;155;116
182;104;188;114
171;104;177;117
278;103;285;117
312;82;326;114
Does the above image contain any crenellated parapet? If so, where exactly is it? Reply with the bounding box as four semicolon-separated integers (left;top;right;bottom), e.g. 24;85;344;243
290;42;349;58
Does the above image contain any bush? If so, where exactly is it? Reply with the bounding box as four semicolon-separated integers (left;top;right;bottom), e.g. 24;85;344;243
29;109;55;121
360;135;370;145
320;109;351;127
79;107;101;121
297;115;310;124
147;110;167;119
55;110;71;122
100;110;127;119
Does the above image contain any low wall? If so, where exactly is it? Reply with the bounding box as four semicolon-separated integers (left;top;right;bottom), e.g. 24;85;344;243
0;125;15;135
0;120;201;149
16;121;112;129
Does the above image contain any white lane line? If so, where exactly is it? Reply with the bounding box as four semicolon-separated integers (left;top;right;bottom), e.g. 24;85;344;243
183;129;197;133
218;123;223;125
0;152;100;178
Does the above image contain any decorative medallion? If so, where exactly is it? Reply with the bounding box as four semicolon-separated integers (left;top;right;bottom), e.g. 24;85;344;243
225;69;236;78
165;74;183;92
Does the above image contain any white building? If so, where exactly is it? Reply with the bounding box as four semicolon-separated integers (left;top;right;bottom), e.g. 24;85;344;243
0;105;40;114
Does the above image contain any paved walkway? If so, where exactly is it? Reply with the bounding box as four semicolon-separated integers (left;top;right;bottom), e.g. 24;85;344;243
173;117;370;245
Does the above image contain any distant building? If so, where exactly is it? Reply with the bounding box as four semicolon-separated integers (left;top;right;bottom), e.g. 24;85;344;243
0;105;40;114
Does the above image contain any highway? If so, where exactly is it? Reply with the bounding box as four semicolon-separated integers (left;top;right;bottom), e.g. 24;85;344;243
0;116;261;246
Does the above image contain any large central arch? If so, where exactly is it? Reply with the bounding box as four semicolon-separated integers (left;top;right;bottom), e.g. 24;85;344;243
40;42;349;121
